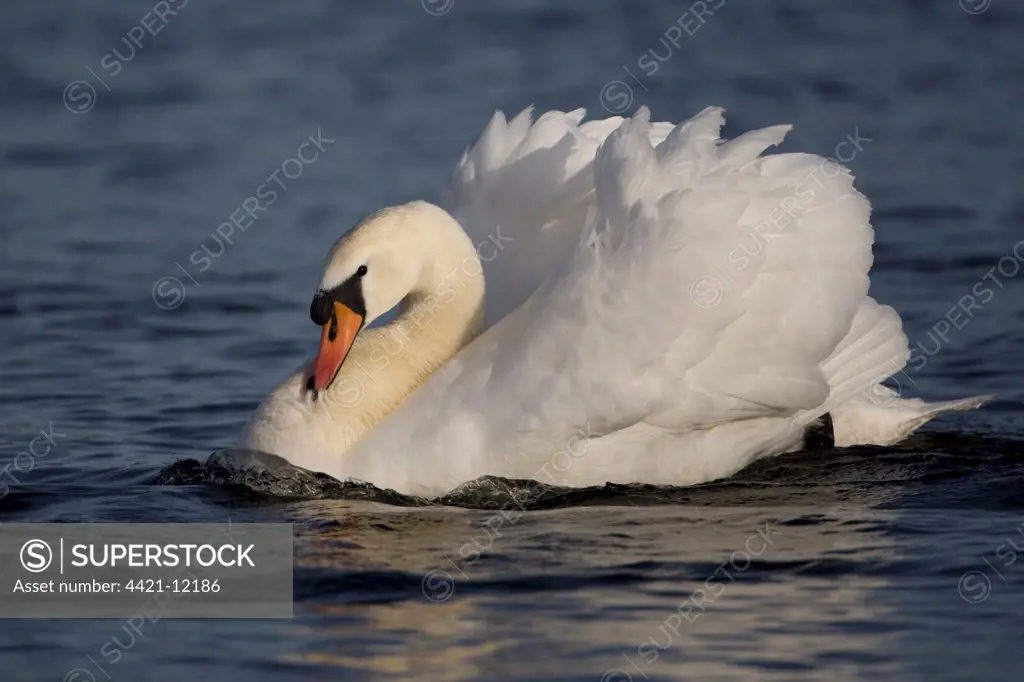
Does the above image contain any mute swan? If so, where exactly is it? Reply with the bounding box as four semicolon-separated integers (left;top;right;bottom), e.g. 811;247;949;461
238;106;985;497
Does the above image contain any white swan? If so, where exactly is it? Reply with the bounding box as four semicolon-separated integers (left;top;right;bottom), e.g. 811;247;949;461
238;106;985;497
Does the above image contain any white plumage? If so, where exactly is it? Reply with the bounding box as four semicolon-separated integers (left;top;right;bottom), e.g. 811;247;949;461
238;106;985;497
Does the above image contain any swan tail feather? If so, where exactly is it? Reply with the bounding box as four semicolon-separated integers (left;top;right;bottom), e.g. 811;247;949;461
830;393;992;447
809;297;990;446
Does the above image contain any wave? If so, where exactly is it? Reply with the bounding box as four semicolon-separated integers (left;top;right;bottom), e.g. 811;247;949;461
152;432;1024;511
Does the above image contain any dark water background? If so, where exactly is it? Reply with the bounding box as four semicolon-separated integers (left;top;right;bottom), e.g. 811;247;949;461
2;0;1024;680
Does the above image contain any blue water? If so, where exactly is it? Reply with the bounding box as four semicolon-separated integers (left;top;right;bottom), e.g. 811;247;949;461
2;0;1024;680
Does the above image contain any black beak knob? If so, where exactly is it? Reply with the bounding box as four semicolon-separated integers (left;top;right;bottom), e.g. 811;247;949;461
310;290;333;325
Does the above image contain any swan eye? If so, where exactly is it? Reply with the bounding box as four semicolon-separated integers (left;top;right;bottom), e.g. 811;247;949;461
356;265;368;277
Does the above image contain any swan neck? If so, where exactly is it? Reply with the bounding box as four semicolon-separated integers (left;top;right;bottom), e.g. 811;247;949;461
322;221;485;432
390;248;486;360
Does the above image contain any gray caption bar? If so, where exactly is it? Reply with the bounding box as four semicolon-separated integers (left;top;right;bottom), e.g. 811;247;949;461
0;523;292;618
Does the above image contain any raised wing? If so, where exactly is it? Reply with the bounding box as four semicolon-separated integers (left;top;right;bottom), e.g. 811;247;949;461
442;107;675;327
347;107;876;493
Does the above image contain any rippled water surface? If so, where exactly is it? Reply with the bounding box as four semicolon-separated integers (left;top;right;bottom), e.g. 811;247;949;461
2;1;1024;680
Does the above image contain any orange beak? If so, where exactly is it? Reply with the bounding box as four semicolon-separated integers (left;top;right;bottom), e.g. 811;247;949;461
312;301;364;392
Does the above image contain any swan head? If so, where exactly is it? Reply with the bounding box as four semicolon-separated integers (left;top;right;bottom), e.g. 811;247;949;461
308;201;480;393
